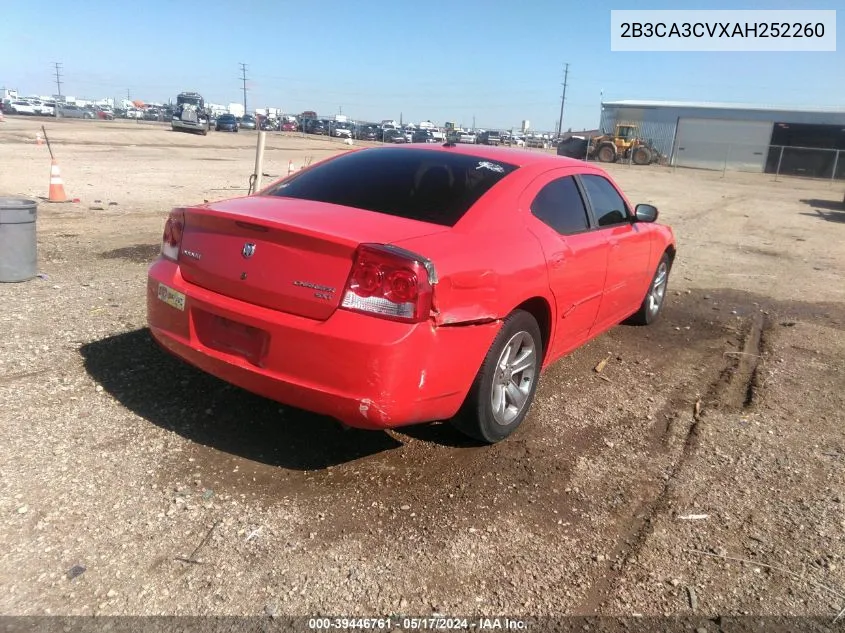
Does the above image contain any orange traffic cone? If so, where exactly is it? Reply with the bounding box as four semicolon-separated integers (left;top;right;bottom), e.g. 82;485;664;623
36;132;44;145
48;160;68;202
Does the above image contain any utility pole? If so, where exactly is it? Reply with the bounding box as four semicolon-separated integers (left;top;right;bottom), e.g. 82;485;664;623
53;62;63;98
239;63;248;115
556;63;569;138
127;89;131;101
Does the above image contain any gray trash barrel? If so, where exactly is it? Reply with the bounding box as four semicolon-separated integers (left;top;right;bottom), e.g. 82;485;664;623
0;198;38;283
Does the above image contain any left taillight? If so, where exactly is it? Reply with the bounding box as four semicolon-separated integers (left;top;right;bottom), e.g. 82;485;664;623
161;209;185;261
340;244;438;323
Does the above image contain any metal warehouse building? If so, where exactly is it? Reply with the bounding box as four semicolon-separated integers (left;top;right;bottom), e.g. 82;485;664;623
599;100;845;180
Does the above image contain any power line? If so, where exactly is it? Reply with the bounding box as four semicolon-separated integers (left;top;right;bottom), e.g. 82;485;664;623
53;62;63;98
556;63;569;137
239;63;248;114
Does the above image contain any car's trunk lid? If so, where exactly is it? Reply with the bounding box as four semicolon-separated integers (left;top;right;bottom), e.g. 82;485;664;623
178;196;447;320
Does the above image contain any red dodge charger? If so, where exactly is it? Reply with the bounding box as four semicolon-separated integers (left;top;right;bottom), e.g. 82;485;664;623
147;144;676;443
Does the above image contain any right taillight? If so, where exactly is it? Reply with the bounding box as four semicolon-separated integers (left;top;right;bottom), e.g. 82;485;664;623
161;209;185;261
340;244;437;323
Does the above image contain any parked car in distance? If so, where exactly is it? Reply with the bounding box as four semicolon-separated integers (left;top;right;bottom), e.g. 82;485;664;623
412;129;438;144
58;104;95;119
307;119;329;135
281;121;298;132
383;128;408;143
216;114;239;132
333;122;353;138
478;131;501;146
355;125;380;141
239;115;257;130
459;131;478;144
525;134;550;149
503;133;525;147
8;100;39;115
147;144;676;444
258;116;276;131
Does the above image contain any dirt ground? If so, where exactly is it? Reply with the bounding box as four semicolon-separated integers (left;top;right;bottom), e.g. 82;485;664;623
1;117;844;626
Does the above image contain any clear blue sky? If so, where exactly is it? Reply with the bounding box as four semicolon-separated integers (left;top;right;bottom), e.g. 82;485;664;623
2;0;842;131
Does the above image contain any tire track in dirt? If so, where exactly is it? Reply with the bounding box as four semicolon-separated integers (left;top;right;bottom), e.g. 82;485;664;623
578;312;773;613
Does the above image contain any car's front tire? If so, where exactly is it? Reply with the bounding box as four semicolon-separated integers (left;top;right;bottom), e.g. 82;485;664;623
451;310;542;443
626;252;671;326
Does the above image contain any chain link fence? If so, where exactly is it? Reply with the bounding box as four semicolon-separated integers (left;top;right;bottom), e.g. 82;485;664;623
664;142;843;182
766;145;844;181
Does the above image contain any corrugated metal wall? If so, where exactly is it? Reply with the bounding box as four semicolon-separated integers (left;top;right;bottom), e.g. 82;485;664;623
600;103;845;178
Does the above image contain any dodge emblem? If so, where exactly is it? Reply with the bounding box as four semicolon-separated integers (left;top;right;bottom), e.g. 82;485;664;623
242;242;256;258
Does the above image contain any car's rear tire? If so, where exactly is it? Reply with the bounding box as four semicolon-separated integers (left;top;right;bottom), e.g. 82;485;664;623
625;253;671;326
451;310;542;444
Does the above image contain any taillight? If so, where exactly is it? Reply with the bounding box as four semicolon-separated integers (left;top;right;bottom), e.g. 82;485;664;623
340;244;437;323
161;209;185;261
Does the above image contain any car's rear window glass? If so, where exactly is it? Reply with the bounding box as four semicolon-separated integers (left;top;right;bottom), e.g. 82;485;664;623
266;148;518;226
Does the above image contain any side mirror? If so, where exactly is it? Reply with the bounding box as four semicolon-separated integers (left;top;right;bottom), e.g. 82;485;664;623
635;203;659;223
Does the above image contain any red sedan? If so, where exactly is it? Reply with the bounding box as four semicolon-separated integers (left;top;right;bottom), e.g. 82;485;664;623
147;144;676;443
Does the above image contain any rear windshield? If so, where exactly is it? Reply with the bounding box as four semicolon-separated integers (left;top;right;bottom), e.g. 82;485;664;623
266;147;518;226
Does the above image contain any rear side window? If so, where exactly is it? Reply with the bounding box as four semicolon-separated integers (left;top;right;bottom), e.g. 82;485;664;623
530;176;590;234
580;174;630;227
267;148;518;226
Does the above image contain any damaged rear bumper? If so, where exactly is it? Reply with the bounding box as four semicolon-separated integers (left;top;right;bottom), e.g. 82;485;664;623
146;259;500;429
